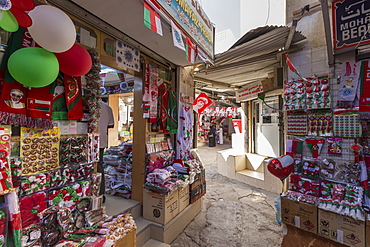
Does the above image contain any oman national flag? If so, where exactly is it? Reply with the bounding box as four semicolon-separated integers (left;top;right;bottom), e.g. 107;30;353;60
186;37;196;63
144;1;163;36
284;52;308;82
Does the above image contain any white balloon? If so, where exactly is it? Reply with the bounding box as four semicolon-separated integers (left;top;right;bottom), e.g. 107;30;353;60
28;5;76;53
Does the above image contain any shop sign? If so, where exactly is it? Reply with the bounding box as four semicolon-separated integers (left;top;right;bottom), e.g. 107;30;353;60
332;0;370;50
154;0;214;58
236;81;263;102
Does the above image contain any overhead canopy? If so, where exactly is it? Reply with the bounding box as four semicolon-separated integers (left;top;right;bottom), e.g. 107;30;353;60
50;0;213;68
194;26;306;98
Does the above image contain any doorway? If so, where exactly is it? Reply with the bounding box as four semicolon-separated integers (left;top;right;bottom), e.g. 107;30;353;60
253;96;280;157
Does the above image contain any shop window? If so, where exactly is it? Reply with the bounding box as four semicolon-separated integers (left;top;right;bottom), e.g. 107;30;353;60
72;19;97;48
103;37;115;57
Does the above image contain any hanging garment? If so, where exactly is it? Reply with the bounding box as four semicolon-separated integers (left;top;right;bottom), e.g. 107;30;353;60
64;75;83;120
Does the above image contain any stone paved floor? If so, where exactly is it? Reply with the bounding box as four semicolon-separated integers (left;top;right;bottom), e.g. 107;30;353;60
171;141;284;247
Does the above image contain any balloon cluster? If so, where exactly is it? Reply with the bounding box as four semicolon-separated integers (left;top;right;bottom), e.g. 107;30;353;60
4;2;92;88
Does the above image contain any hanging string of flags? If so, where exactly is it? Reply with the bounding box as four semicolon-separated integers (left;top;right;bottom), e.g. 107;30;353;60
143;0;210;64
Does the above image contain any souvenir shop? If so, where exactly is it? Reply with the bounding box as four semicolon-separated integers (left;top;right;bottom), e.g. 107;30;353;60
0;0;208;246
271;52;370;246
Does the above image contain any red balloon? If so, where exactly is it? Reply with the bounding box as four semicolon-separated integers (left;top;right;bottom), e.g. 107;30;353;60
55;43;92;76
10;7;32;27
267;155;294;181
11;0;35;11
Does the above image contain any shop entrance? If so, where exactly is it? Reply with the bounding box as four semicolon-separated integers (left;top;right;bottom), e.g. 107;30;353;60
253;96;280;157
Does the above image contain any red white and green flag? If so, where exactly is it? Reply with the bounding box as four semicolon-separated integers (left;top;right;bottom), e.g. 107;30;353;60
144;1;163;36
186;37;196;64
284;52;308;81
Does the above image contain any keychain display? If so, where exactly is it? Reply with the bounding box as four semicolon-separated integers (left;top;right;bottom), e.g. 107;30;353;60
287;111;308;135
60;136;88;167
320;159;336;180
301;159;321;179
20;127;60;175
284;80;306;110
327;137;342;155
307;111;332;136
333;110;361;137
87;133;99;163
305;76;331;109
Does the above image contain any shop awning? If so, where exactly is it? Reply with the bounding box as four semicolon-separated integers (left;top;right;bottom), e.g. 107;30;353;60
194;26;306;94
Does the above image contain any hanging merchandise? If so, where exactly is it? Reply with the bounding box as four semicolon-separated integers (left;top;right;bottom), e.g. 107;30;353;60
337;60;361;108
305;76;331;109
193;93;212;114
359;60;370;119
287;111;307;135
142;64;151;119
333;109;361;137
0;126;13;195
55;43;92;77
285;139;304;159
307;110;332;136
305;138;325;159
28;5;76;53
177;106;193;160
158;81;169;133
20;126;60;175
166;90;178;134
267;155;294;181
51;74;68;120
283;79;305;110
289;174;320;197
115;40;140;72
64;75;84;120
320;159;336;180
327;137;342;155
149;66;159;123
85;48;102;133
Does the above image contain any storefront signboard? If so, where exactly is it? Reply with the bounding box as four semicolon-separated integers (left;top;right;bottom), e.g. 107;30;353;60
154;0;214;59
236;81;263;102
332;0;370;50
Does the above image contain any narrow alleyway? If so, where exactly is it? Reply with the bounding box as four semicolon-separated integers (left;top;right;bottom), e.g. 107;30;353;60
171;141;284;247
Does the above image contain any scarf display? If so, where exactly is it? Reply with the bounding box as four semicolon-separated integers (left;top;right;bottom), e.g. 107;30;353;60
64;75;83;120
158;81;169;133
359;60;370;119
51;74;68;120
337;60;361;108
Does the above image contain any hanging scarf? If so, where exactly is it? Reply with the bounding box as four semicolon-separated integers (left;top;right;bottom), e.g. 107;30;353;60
64;75;83;119
149;65;158;123
143;64;151;118
0;28;28;127
158;81;169;133
359;60;370;119
51;74;68;120
337;60;361;108
166;90;178;134
0;27;53;129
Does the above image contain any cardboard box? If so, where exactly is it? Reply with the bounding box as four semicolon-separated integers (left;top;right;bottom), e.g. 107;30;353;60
190;184;202;204
190;172;201;190
200;181;206;196
200;168;206;182
281;197;318;234
318;209;365;247
178;185;189;212
262;77;274;91
114;229;136;247
143;189;179;225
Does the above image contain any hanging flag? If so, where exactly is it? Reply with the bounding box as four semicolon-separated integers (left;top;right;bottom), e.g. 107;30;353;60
193;93;212;114
171;20;185;51
115;40;141;72
186;37;196;63
305;138;325;159
144;1;163;36
284;52;308;81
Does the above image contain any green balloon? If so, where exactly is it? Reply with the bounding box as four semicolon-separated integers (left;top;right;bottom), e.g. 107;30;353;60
0;10;19;32
8;47;59;88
